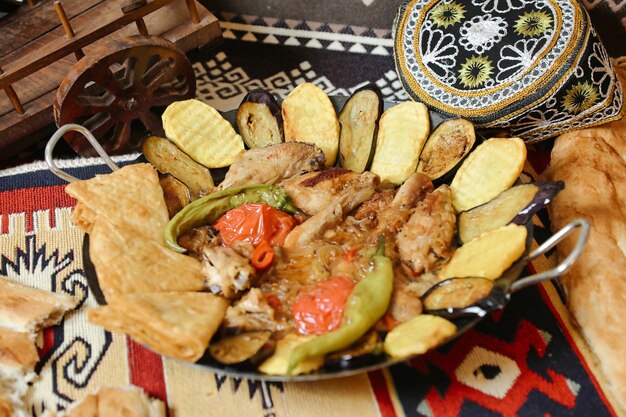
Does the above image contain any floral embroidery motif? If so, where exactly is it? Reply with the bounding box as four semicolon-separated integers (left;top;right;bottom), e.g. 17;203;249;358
562;82;599;114
459;55;494;88
497;38;544;82
473;0;528;14
588;41;614;97
514;10;553;37
459;14;508;54
421;29;459;80
430;1;466;28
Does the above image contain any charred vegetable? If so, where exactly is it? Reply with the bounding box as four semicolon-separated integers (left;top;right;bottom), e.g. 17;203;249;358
458;182;564;243
326;330;381;365
143;136;214;200
282;83;340;167
259;334;324;376
450;137;527;212
209;331;273;365
236;90;284;148
439;224;527;281
422;277;494;311
416;118;476;182
159;175;191;218
370;102;430;187
164;184;300;253
338;86;382;173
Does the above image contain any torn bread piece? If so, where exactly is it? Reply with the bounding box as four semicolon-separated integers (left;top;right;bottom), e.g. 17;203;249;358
0;329;38;417
89;218;206;301
65;163;169;243
46;386;166;417
88;292;229;362
0;277;77;333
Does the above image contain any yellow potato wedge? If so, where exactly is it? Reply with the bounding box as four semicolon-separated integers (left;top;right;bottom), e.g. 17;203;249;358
162;99;245;168
282;83;340;166
450;137;527;212
370;102;430;187
384;314;456;359
439;223;527;281
143;136;214;199
258;334;324;376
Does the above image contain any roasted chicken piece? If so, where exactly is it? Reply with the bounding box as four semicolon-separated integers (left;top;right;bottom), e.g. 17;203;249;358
201;245;256;298
375;172;434;235
397;185;456;275
281;168;380;215
218;142;326;190
283;203;343;250
222;288;277;333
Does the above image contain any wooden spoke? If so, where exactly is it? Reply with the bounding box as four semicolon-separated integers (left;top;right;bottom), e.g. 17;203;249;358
54;36;195;156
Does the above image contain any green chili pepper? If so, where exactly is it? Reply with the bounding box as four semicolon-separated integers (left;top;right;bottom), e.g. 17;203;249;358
164;184;300;253
287;237;393;373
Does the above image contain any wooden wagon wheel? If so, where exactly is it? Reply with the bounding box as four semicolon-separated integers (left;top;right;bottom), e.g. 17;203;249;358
54;35;196;156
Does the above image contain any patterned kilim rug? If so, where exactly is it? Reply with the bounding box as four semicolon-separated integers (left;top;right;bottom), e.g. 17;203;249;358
1;3;625;417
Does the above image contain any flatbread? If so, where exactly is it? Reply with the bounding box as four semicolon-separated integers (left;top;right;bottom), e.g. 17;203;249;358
0;394;12;417
88;292;229;362
0;277;77;333
47;387;165;417
89;218;206;301
0;329;37;373
65;163;169;243
545;66;626;413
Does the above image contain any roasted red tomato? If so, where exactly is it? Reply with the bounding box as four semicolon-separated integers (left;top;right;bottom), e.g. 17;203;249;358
214;203;296;247
292;276;355;335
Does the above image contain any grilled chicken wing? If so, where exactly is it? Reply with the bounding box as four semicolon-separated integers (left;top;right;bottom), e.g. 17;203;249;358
281;167;380;215
284;203;343;250
202;245;256;298
397;185;456;275
218;142;326;190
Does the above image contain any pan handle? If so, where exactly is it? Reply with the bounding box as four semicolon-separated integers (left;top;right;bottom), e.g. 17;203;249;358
510;219;589;293
45;124;120;183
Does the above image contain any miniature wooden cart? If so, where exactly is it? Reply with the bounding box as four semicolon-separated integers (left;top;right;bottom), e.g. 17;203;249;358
0;0;220;157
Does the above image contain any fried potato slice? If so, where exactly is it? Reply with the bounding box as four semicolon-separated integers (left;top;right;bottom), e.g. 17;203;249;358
143;135;214;199
384;314;456;359
65;163;169;243
258;334;324;376
450;137;526;212
89;218;206;301
282;83;340;167
439;223;527;281
162;99;245;168
88;292;228;362
370;102;430;187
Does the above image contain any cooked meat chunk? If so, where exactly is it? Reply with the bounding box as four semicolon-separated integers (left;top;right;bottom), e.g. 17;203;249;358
352;190;395;221
177;226;217;260
284;203;343;250
281;168;380;215
222;288;277;333
375;172;434;235
388;279;424;325
398;185;456;275
201;245;256;298
218;142;325;190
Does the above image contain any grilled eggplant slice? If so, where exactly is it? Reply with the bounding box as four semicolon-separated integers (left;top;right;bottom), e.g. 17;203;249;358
236;90;284;148
282;83;340;167
338;86;382;173
370;102;430;187
159;175;191;218
143;136;214;200
209;331;273;365
450;137;526;212
458;181;564;243
417;118;476;182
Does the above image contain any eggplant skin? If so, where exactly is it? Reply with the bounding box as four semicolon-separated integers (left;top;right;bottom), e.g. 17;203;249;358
338;86;382;173
511;181;564;225
417;118;476;183
236;89;284;148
